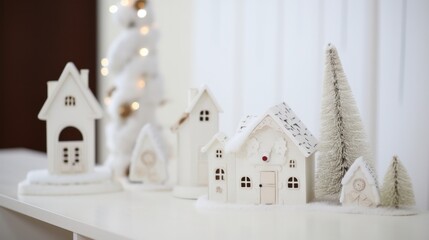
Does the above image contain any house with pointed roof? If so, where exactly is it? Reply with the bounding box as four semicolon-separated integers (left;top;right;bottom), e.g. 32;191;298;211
38;62;102;175
340;157;380;207
204;102;318;205
129;124;168;184
172;85;222;199
201;132;230;202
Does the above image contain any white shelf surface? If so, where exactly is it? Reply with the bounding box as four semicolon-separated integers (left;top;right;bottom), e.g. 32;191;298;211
1;148;429;240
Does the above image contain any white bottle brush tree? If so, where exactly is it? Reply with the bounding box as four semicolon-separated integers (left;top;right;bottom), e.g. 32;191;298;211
102;0;164;177
380;155;415;208
315;44;374;199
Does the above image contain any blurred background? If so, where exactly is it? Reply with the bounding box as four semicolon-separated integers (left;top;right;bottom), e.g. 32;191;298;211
1;0;428;210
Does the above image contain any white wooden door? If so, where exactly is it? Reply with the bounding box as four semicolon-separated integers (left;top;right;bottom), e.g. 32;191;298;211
260;171;276;204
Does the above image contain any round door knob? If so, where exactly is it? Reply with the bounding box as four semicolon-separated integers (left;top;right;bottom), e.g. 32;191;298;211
259;184;262;187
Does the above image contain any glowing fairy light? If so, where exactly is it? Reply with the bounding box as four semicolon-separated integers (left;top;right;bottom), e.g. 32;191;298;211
101;67;109;76
137;9;147;18
109;5;118;13
101;58;109;67
131;101;140;110
120;0;130;6
139;48;149;56
137;79;146;89
140;26;150;35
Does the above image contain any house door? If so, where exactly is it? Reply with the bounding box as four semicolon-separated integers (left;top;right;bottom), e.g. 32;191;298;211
260;171;276;204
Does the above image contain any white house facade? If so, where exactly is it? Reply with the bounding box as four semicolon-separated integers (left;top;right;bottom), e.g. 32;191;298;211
172;85;222;198
340;157;380;207
129;124;167;184
38;62;102;175
204;102;318;205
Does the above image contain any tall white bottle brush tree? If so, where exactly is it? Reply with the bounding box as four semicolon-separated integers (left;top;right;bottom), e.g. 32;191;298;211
102;0;164;176
316;44;374;199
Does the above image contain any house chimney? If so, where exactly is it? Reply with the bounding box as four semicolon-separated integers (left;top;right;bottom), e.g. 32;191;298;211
188;88;198;104
47;81;57;97
80;69;89;86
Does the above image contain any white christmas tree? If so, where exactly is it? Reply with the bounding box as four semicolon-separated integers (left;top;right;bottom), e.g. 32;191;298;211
315;44;374;199
102;0;164;177
380;155;415;208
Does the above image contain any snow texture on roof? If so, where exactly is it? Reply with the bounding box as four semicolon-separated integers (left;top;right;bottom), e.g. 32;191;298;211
225;102;318;157
341;157;378;186
171;85;222;132
201;132;228;153
132;124;168;163
38;62;103;120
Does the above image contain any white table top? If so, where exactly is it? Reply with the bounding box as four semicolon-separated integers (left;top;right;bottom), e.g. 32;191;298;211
1;148;429;240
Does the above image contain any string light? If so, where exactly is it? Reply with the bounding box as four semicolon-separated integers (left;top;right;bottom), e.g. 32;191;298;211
137;9;147;18
137;79;146;89
131;102;140;110
109;5;118;13
120;0;130;6
139;48;149;56
101;67;109;76
101;58;109;67
140;26;150;35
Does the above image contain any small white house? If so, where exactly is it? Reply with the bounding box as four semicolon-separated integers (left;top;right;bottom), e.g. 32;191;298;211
129;124;167;184
38;62;102;175
340;157;380;207
204;102;318;205
172;85;222;198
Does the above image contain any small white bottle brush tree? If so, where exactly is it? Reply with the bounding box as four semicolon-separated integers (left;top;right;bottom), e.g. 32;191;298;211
380;155;415;208
315;44;374;199
102;0;164;177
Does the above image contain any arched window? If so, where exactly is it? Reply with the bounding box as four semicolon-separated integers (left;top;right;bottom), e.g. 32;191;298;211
65;96;76;106
199;110;209;121
215;168;225;180
240;176;251;188
216;149;222;158
59;126;83;141
288;177;299;189
289;160;296;168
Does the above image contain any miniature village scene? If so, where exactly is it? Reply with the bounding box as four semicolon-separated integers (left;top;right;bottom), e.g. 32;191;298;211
173;44;417;215
17;0;417;216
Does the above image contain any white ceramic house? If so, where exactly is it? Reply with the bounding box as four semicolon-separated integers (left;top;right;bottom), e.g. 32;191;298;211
201;132;231;202
340;157;380;207
204;102;318;205
172;85;222;199
129;124;167;184
38;62;102;175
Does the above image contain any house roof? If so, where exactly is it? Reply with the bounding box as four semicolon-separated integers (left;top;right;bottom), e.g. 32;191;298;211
38;62;103;120
225;102;318;157
201;132;228;153
341;157;378;186
132;124;168;163
171;85;222;131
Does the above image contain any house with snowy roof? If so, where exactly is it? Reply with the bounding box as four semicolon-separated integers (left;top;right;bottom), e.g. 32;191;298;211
202;102;318;205
171;85;222;199
340;157;380;207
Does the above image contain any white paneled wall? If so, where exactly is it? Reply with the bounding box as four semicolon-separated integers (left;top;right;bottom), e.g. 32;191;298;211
377;0;429;210
98;0;429;209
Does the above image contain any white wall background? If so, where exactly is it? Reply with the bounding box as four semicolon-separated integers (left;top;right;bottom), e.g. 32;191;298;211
98;0;429;210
